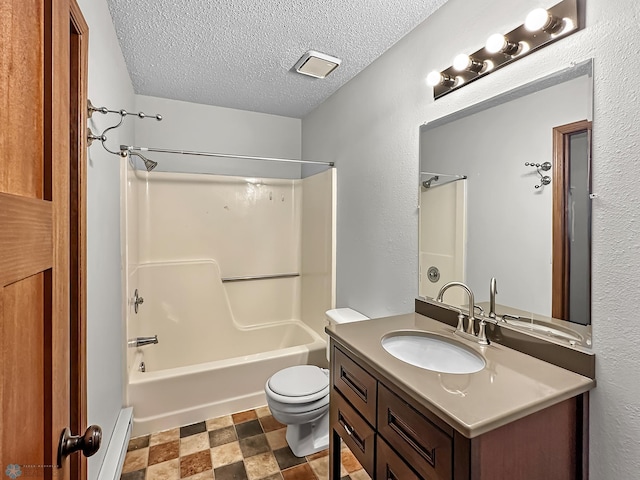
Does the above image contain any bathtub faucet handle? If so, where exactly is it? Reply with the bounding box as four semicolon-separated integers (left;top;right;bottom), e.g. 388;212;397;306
133;289;144;314
128;335;158;348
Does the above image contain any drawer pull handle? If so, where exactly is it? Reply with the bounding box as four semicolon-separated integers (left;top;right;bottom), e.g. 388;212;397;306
385;466;399;480
340;366;368;401
338;412;366;453
388;409;436;467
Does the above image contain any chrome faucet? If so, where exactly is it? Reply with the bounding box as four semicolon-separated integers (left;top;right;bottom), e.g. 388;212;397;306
127;335;158;348
489;277;498;319
436;281;489;345
436;281;476;335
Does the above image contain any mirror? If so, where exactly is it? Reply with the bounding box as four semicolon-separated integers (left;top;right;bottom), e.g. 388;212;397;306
419;61;593;340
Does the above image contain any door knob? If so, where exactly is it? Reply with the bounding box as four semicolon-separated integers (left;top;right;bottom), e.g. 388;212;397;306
57;425;102;467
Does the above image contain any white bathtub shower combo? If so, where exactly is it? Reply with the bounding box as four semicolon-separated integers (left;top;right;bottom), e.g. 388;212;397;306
123;165;337;436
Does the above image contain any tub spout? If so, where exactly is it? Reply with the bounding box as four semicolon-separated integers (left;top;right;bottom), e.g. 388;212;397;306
128;335;158;348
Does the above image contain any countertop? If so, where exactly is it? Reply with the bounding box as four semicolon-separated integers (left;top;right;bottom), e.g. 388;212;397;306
326;312;595;438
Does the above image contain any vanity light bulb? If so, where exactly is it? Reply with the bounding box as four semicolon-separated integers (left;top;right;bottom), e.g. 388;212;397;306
525;8;550;31
485;33;523;56
426;70;444;87
485;33;508;54
426;70;457;88
525;8;565;33
453;54;487;74
452;54;472;72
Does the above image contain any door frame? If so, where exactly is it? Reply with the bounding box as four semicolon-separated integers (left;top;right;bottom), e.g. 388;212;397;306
69;1;89;478
551;120;592;320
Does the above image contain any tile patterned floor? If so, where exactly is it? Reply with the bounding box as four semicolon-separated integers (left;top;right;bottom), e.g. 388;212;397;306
121;406;371;480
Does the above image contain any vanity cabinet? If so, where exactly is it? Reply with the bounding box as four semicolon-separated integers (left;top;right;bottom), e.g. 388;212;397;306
329;341;587;480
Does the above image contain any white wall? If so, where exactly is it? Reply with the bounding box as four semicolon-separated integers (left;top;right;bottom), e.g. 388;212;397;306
134;95;302;179
302;0;640;477
77;0;134;478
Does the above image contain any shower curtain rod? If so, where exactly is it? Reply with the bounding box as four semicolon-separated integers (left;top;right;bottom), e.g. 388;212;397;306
120;145;335;167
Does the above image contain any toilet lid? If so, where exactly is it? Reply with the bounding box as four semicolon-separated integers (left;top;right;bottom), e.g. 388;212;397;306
268;365;328;397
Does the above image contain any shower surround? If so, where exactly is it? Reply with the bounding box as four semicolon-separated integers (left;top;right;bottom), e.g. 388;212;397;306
123;167;335;435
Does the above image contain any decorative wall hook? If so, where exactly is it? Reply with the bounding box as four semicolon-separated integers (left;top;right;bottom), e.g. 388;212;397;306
87;99;163;160
525;162;552;189
535;176;552;189
87;128;105;146
88;99;162;121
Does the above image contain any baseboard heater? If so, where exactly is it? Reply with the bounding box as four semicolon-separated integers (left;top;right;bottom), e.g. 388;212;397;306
97;407;133;480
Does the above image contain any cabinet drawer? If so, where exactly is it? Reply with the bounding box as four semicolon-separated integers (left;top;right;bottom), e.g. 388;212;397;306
376;437;421;480
331;390;375;476
333;347;377;425
378;384;452;480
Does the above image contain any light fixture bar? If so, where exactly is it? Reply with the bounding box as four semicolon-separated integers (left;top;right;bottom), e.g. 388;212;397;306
429;0;581;100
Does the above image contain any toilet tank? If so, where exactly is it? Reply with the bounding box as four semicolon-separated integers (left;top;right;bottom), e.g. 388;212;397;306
325;308;370;361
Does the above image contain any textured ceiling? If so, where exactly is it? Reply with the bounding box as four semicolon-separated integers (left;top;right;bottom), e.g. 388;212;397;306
106;0;449;118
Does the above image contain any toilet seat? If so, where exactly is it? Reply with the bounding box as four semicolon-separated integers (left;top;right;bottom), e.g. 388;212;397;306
266;365;329;404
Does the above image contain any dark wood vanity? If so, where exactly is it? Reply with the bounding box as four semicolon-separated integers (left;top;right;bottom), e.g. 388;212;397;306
328;339;589;480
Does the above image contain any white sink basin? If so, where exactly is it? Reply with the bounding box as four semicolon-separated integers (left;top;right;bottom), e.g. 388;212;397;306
382;331;485;374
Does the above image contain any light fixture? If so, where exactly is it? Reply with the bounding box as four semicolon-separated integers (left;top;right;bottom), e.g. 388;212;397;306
525;8;565;33
293;50;341;79
485;33;523;56
426;0;581;100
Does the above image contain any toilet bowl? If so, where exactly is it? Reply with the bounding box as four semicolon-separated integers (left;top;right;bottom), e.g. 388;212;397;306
264;308;369;457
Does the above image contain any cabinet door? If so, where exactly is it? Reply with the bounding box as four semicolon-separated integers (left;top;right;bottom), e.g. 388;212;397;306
331;391;375;476
333;347;377;425
376;437;422;480
378;384;452;480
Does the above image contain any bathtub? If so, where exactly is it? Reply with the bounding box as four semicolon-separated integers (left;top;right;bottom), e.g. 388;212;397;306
127;260;327;436
129;320;325;436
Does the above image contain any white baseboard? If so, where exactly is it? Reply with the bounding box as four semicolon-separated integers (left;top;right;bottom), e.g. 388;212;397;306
97;407;133;480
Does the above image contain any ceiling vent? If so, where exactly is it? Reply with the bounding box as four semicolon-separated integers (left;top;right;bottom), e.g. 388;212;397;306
293;51;341;79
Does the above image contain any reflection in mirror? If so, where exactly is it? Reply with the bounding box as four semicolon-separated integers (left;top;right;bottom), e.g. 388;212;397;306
419;61;593;338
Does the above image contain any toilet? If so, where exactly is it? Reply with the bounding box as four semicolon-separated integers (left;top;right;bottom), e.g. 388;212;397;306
264;308;370;457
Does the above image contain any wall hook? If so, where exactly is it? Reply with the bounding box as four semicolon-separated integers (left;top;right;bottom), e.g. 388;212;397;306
535;176;552;189
525;162;552;189
87;128;105;147
87;99;162;156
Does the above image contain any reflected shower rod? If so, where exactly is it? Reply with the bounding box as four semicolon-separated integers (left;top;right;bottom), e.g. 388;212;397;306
120;145;335;167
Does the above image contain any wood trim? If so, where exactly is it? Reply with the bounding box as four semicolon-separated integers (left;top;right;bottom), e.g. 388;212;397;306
579;392;590;480
453;431;471;480
46;0;72;474
551;120;592;320
0;193;52;286
551;125;568;319
0;289;3;464
69;2;89;479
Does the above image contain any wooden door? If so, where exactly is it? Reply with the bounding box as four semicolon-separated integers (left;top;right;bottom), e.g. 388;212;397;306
0;0;89;478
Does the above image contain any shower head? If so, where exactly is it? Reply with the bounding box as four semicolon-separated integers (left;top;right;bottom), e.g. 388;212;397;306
130;151;158;172
422;175;439;188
